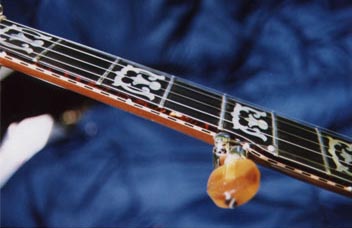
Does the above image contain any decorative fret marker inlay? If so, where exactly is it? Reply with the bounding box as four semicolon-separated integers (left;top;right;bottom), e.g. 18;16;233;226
0;24;51;54
112;64;165;101
327;136;352;177
1;18;351;198
231;103;269;142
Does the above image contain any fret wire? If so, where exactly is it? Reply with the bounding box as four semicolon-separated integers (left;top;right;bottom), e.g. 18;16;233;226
1;23;350;169
172;76;352;144
2;19;119;64
217;94;227;130
1;54;220;144
0;23;315;146
0;41;223;124
0;47;222;131
2;20;350;147
0;29;223;124
270;112;279;156
23;43;352;181
316;128;332;175
285;152;352;184
2;30;351;169
96;58;120;85
2;20;352;190
19;42;323;157
173;73;352;142
2;22;350;153
0;24;225;116
33;39;62;62
2;52;352;185
159;75;174;108
0;24;274;109
2;18;350;139
2;36;351;171
249;148;352;185
0;24;116;75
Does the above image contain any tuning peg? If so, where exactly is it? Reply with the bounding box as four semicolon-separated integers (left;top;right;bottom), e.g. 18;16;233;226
207;133;260;208
207;155;260;208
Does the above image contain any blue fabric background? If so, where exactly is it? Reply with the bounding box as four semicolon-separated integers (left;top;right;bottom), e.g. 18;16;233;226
1;0;352;227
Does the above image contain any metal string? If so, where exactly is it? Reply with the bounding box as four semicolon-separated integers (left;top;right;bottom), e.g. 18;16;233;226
1;21;349;158
7;18;351;148
3;43;352;181
246;149;352;185
0;21;351;158
2;40;352;185
2;22;350;170
1;21;351;177
0;21;351;169
2;19;350;146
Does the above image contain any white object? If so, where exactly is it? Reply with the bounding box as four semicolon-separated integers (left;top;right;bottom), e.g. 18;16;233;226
0;114;54;187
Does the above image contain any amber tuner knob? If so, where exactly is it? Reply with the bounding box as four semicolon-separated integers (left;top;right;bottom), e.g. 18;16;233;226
207;154;260;208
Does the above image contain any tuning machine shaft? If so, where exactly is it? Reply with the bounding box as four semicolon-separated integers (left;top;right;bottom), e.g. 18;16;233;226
207;132;260;208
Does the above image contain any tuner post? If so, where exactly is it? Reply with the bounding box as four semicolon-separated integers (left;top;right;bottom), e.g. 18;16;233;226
207;133;261;208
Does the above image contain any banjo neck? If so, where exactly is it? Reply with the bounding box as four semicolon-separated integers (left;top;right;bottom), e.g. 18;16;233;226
0;16;351;197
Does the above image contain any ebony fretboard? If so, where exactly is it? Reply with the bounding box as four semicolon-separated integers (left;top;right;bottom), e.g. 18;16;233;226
0;18;351;196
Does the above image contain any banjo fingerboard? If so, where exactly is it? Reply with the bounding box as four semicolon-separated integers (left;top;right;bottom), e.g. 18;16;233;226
0;17;351;197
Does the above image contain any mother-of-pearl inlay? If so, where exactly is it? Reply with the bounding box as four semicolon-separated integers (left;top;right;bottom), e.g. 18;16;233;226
231;103;269;142
327;137;352;176
0;24;52;54
112;65;165;101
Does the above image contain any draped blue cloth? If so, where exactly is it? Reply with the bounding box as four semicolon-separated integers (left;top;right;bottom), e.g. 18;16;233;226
1;0;352;227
